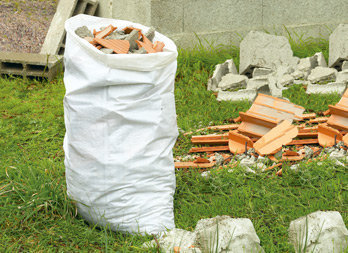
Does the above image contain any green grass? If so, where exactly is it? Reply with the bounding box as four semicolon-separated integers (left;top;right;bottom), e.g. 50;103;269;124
1;37;347;252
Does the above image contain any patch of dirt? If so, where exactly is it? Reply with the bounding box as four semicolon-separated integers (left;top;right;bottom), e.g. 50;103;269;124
0;0;58;53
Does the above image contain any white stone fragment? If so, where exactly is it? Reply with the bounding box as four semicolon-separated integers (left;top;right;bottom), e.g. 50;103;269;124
289;211;348;253
207;59;238;91
307;67;338;83
194;216;264;253
252;67;273;77
246;76;270;93
217;89;257;102
336;70;348;84
218;74;248;90
268;75;283;97
239;31;299;75
297;55;318;78
306;83;347;95
278;74;294;87
315;52;327;67
329;24;348;69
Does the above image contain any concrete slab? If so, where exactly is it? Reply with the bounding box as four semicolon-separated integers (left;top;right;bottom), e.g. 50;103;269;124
0;52;63;80
336;70;348;84
239;31;298;76
217;89;257;102
252;67;273;77
308;66;338;83
218;74;248;91
41;0;98;56
207;59;237;91
329;24;348;69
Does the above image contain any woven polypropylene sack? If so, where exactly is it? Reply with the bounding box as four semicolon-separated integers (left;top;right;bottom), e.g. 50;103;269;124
63;14;178;234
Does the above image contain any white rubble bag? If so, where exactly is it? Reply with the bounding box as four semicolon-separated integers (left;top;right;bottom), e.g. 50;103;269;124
63;14;178;234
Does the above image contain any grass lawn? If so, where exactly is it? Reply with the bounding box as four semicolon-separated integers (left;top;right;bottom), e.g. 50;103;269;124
0;37;347;252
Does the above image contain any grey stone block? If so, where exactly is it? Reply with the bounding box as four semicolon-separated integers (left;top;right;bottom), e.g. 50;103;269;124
336;70;348;84
315;52;327;67
306;82;347;95
239;31;298;75
0;52;63;80
252;67;273;77
289;211;348;253
217;89;257;102
329;24;348;69
296;55;318;77
41;0;98;56
126;30;139;51
144;27;156;42
194;216;264;253
207;59;237;91
308;66;338;83
218;74;248;91
247;76;269;91
75;26;93;38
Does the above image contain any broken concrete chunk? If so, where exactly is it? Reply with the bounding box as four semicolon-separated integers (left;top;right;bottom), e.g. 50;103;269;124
218;74;248;90
306;82;347;95
336;70;348;84
342;61;348;70
278;74;294;87
289;211;348;253
296;55;318;78
194;216;264;253
207;59;237;91
239;31;299;75
105;31;128;40
315;52;327;67
247;76;270;94
126;30;139;51
252;67;273;77
268;75;283;97
329;24;348;69
144;27;156;42
75;26;93;38
308;66;338;84
217;89;257;102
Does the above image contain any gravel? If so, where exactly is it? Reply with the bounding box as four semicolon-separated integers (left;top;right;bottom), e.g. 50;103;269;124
0;0;57;53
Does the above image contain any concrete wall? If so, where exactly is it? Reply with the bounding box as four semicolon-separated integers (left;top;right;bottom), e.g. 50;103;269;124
96;0;348;48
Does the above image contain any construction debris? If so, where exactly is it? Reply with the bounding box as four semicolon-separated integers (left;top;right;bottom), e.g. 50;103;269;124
175;90;348;174
75;25;164;54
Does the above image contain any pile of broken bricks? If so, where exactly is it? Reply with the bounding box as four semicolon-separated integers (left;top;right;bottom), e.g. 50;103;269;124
75;25;164;54
175;89;348;175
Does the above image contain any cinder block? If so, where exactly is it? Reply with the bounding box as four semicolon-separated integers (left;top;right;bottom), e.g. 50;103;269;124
0;52;63;80
40;0;98;56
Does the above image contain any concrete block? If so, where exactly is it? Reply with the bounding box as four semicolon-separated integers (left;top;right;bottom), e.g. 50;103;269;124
0;52;63;80
278;74;294;87
289;211;348;253
217;89;257;102
306;83;347;95
194;215;264;253
252;67;273;77
308;66;338;84
41;0;98;56
239;31;298;75
296;55;318;77
329;24;348;69
247;76;270;94
218;74;248;91
342;61;348;70
315;52;327;67
207;59;237;91
336;70;348;84
183;0;263;33
96;0;112;18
